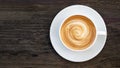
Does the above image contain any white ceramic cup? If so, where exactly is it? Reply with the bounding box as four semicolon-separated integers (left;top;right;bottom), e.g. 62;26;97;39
59;14;106;52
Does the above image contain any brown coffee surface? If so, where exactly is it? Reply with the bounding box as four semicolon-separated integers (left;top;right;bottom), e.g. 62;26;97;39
60;15;96;50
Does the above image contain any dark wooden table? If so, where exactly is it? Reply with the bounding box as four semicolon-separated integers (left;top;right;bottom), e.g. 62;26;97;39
0;0;120;68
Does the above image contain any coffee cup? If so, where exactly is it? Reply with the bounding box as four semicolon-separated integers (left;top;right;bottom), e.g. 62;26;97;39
59;15;106;51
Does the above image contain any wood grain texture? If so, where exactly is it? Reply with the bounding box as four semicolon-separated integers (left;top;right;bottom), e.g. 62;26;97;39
0;0;120;68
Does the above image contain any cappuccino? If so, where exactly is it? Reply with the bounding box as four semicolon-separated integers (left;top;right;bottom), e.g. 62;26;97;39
60;15;96;50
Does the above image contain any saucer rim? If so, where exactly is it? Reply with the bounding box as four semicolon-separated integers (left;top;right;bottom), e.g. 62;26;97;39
50;5;107;62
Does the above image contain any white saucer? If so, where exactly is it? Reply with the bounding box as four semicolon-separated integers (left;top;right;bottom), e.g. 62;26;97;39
50;5;107;62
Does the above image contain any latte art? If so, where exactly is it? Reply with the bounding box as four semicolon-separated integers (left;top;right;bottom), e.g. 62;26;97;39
60;15;96;50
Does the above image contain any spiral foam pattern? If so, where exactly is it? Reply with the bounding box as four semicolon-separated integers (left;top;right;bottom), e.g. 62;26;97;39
60;15;96;50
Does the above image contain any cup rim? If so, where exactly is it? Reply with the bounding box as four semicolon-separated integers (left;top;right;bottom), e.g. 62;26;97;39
59;14;98;52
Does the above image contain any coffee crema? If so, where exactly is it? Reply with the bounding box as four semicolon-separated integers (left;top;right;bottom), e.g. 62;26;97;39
60;15;96;50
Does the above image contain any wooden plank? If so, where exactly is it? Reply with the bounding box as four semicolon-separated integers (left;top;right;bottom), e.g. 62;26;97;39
0;0;120;68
